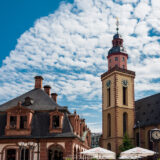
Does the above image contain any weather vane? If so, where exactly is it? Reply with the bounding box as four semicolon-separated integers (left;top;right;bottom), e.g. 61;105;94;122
116;17;119;34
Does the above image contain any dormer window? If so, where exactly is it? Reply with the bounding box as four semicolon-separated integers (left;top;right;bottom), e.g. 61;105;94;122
10;116;17;129
52;115;59;128
5;102;33;136
20;116;27;129
23;97;34;106
49;108;64;133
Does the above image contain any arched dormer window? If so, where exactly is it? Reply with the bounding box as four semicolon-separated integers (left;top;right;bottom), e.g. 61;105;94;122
49;108;64;133
107;113;111;137
123;112;128;135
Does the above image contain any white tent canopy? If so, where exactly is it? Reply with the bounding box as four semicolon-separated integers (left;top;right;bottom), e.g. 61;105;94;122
81;147;116;159
119;155;142;159
119;147;156;159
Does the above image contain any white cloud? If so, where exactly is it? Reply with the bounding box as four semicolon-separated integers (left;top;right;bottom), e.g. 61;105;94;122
134;2;151;20
143;42;160;55
115;0;138;3
87;122;102;133
134;21;149;36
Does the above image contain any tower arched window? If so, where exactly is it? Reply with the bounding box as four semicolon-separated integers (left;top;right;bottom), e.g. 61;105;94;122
115;57;118;61
122;80;128;105
107;114;111;137
107;88;111;107
123;112;128;135
106;80;111;107
107;143;111;150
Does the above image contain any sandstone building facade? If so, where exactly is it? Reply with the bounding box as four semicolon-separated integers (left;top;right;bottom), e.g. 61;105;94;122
101;26;160;154
0;76;91;160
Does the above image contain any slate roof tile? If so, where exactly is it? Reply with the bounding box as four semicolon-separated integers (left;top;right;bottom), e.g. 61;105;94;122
135;93;160;128
0;88;63;111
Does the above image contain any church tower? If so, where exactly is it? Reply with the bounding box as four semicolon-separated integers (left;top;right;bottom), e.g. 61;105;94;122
101;20;135;154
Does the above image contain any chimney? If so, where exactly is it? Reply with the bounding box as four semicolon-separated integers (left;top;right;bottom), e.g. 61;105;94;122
34;76;43;89
51;93;58;103
44;85;51;96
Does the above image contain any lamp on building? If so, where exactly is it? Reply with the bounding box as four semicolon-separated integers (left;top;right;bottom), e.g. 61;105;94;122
18;142;27;160
28;142;37;160
137;121;141;147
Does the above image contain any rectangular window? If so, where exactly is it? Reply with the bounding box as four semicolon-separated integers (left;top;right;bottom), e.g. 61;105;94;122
123;65;125;69
115;57;118;61
20;116;27;129
7;149;16;160
10;116;17;129
21;149;29;160
122;57;125;62
123;87;127;105
109;59;112;63
52;116;59;128
107;88;111;107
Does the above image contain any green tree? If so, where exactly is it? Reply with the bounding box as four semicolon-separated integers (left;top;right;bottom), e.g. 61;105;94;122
119;133;134;152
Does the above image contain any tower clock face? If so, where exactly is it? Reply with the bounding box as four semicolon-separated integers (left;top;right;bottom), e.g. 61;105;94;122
106;80;111;88
122;80;128;87
151;130;160;141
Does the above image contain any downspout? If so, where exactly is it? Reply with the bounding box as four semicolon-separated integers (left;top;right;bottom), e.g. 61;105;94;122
37;139;40;160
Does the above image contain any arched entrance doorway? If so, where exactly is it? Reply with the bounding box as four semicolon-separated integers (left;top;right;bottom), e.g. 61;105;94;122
48;144;64;160
6;149;16;160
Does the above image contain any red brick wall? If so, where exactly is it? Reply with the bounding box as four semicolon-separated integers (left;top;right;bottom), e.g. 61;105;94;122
40;142;47;160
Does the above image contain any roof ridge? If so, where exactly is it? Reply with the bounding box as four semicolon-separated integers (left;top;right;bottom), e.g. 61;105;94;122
0;88;63;111
135;92;160;103
0;88;36;107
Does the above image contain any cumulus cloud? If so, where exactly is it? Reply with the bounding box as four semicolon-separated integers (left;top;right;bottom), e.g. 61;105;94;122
134;2;151;20
0;0;160;133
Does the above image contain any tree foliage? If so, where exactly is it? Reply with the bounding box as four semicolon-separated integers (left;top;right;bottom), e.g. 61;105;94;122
119;133;134;152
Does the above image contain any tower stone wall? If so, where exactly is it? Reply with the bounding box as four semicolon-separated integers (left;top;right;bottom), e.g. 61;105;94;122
101;22;135;154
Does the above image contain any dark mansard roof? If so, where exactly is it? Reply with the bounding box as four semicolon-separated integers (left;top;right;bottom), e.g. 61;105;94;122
0;111;76;139
135;93;160;128
0;88;80;139
0;88;65;111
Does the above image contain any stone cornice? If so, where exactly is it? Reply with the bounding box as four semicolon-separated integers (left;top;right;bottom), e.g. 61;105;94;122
101;66;135;80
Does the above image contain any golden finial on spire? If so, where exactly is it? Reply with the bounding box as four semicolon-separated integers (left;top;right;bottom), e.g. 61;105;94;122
116;17;119;34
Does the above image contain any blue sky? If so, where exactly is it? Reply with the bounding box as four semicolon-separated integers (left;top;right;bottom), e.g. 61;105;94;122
0;0;160;132
0;0;73;66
